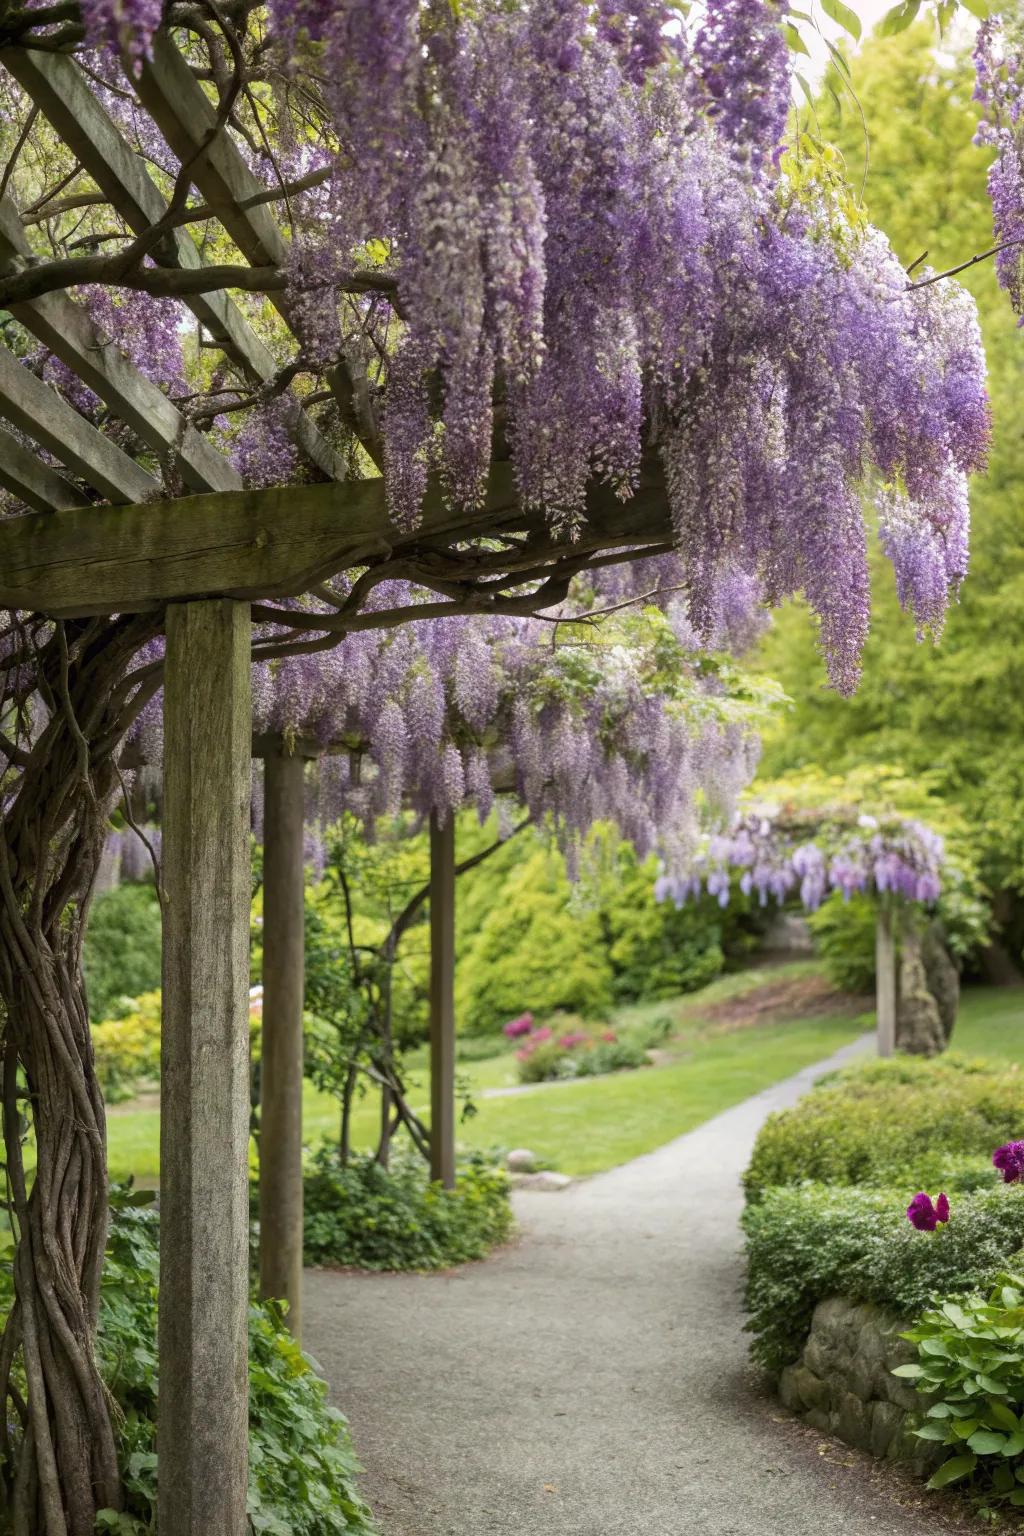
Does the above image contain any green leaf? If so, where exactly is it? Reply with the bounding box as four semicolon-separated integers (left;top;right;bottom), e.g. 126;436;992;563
987;1401;1020;1434
819;0;862;39
994;1463;1017;1494
877;0;921;33
921;1337;952;1357
1011;1489;1024;1507
914;1423;953;1442
892;1364;926;1379
927;1453;978;1490
1001;1432;1024;1457
968;1431;1009;1455
783;22;810;55
959;0;990;17
976;1375;1008;1395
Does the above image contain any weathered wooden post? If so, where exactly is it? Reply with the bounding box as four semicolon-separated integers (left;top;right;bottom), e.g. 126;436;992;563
876;902;897;1059
259;743;307;1338
161;600;252;1536
429;812;457;1189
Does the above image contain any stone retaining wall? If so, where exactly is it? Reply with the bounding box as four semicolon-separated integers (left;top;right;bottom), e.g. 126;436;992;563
777;1297;940;1475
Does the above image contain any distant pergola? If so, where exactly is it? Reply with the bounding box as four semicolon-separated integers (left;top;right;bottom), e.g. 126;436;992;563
0;33;679;1536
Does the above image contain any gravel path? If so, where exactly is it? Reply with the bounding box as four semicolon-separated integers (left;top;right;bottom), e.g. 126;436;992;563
305;1037;950;1536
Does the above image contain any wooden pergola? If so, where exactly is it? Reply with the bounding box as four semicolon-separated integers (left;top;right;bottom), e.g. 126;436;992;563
0;29;679;1535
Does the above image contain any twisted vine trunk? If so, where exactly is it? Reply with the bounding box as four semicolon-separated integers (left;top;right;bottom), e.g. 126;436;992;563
0;616;158;1535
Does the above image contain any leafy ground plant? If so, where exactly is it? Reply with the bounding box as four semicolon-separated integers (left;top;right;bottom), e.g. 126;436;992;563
75;1191;376;1534
899;1276;1024;1514
301;1147;514;1271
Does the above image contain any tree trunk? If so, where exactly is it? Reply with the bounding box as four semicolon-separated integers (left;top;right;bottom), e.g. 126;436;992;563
258;745;306;1338
0;615;158;1534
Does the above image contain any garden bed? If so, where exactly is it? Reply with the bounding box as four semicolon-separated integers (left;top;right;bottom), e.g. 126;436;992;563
744;1051;1024;1517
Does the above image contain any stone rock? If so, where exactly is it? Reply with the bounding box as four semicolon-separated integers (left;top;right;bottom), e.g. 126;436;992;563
835;1390;873;1452
922;921;959;1046
870;1400;905;1461
506;1148;538;1173
896;929;945;1056
789;1365;831;1414
512;1171;572;1191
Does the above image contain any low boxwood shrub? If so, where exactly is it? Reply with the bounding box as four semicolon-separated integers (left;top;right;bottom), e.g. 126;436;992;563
84;883;163;1023
742;1183;1024;1375
0;1191;376;1535
301;1146;514;1271
744;1054;1021;1201
900;1275;1024;1514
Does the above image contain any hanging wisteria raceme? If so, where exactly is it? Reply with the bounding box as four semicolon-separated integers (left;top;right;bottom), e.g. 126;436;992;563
253;0;990;693
656;806;945;912
974;14;1024;316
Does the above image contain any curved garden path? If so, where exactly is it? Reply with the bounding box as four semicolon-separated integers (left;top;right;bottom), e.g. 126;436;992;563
305;1039;952;1536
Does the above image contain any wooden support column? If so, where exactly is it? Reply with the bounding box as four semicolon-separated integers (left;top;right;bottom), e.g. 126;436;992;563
429;812;457;1189
259;745;307;1338
160;600;252;1536
876;903;897;1059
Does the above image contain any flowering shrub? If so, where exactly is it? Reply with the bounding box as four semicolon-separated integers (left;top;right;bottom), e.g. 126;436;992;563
995;1142;1024;1183
513;1015;653;1084
503;1013;534;1039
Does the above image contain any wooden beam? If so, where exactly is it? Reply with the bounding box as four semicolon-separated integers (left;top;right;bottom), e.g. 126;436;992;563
0;422;89;512
429;811;457;1190
0;195;241;495
0;461;674;617
876;904;897;1058
259;745;307;1339
0;343;159;503
0;46;344;482
160;598;252;1536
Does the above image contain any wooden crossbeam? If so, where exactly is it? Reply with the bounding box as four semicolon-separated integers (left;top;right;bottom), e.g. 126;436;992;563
0;196;241;496
0;422;89;512
0;342;160;503
0;463;674;617
0;47;345;482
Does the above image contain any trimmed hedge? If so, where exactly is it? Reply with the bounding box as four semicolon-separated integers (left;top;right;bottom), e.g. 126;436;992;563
744;1053;1020;1201
743;1182;1024;1376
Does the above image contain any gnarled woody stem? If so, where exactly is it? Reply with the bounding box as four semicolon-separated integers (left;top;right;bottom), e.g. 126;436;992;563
0;614;158;1534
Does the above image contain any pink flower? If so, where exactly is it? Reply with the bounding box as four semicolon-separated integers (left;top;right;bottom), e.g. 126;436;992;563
503;1012;534;1039
907;1191;950;1232
993;1141;1024;1183
558;1030;588;1049
601;1029;617;1043
531;1025;552;1044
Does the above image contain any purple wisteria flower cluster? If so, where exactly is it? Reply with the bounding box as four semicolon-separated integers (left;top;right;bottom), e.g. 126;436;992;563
123;572;764;878
974;17;1024;316
257;0;989;694
656;808;944;913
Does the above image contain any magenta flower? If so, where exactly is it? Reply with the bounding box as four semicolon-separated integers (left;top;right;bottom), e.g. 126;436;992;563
601;1029;617;1043
993;1141;1024;1183
558;1030;588;1049
503;1012;534;1040
531;1026;552;1044
907;1191;951;1232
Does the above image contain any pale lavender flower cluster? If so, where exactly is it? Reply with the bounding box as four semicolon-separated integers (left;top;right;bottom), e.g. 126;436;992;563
243;575;761;873
974;17;1024;315
78;0;164;70
657;810;944;912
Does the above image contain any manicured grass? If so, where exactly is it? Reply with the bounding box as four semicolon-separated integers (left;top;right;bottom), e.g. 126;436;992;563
107;961;865;1182
949;983;1024;1062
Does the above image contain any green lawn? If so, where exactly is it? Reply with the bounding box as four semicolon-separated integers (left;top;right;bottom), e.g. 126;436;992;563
946;983;1024;1062
107;962;869;1182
